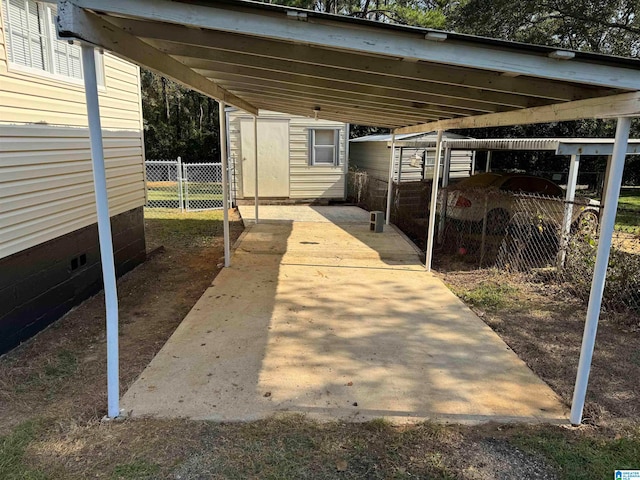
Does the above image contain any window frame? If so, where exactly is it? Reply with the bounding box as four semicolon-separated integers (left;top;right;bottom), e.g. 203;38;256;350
308;128;341;167
2;0;105;87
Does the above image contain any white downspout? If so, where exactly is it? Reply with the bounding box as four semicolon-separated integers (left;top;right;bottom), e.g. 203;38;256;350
385;133;396;225
219;102;231;267
425;130;444;271
570;117;631;425
254;115;259;224
81;45;119;419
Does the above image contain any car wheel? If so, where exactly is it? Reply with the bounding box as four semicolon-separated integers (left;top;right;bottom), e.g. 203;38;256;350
576;210;599;236
486;209;510;235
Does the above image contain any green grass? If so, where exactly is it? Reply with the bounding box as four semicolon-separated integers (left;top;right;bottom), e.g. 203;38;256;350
146;182;223;204
513;429;640;480
453;281;519;311
0;421;47;480
144;208;228;248
616;188;640;233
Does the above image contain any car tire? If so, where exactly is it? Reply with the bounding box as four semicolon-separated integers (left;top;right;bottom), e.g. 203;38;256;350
576;210;599;236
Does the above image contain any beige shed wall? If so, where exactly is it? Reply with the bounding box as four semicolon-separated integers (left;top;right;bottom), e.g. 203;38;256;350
229;110;346;200
0;10;146;259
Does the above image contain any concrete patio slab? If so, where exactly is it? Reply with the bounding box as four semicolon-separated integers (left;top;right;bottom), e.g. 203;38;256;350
122;206;567;424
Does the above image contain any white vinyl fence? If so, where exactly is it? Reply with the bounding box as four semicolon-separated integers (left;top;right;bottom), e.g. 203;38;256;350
145;158;233;211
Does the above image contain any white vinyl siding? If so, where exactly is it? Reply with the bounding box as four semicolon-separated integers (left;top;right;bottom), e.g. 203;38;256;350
0;125;146;259
350;136;474;183
0;4;145;260
229;110;346;200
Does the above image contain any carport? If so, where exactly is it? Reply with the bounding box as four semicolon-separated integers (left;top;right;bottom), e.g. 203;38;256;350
55;0;640;424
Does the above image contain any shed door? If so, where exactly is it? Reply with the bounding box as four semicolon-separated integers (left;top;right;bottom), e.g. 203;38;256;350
240;119;289;198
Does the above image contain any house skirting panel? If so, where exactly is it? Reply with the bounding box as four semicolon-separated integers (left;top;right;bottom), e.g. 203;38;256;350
0;207;146;354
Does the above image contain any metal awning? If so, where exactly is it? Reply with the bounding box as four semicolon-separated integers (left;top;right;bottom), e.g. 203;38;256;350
392;138;640;155
57;0;640;131
55;0;640;426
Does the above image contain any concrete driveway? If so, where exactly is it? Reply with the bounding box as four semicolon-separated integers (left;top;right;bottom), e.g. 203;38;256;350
122;206;567;423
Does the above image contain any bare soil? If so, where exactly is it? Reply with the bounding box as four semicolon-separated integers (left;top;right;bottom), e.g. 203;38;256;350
0;208;244;435
440;267;640;426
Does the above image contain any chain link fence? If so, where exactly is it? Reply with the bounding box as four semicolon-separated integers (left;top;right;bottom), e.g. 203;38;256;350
347;170;640;313
145;160;182;209
145;159;233;211
437;188;640;313
183;163;223;211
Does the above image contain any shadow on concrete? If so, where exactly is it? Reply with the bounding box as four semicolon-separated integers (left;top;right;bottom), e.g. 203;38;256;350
123;207;567;424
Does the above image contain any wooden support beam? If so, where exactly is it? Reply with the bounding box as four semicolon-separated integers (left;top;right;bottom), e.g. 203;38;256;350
394;92;640;134
70;0;640;90
210;75;482;117
151;40;549;109
109;17;613;102
192;64;496;113
57;1;257;114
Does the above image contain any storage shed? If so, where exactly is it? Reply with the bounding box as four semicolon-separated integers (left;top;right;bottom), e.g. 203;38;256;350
227;109;348;202
350;132;474;183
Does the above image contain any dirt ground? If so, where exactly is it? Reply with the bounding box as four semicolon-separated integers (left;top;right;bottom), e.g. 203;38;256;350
0;208;243;434
1;208;639;479
439;266;640;426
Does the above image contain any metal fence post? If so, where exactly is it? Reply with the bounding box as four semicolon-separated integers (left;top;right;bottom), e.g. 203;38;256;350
177;156;184;212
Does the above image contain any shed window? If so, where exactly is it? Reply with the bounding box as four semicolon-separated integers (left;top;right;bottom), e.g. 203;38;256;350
309;129;340;166
1;0;103;84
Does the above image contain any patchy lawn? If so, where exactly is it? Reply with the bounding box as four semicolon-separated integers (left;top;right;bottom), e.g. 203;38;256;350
442;268;640;425
616;188;640;233
1;207;640;479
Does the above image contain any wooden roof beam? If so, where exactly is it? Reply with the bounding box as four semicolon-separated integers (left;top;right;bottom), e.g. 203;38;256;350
69;0;640;90
394;92;640;134
57;1;257;114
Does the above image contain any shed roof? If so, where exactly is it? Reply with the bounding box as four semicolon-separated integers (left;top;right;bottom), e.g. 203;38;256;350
350;132;472;143
57;0;640;132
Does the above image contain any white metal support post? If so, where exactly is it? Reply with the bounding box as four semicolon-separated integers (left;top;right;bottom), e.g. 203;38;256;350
557;154;580;268
485;151;492;172
570;117;631;425
177;156;184;212
81;45;119;419
425;129;444;271
253;115;259;224
438;147;452;244
385;133;396;225
219;101;231;267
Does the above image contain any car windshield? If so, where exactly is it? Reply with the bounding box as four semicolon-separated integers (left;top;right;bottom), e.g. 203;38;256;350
454;173;503;188
500;177;564;197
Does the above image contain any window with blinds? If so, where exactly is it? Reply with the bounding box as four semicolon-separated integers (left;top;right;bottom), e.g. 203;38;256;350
309;128;340;166
2;0;102;83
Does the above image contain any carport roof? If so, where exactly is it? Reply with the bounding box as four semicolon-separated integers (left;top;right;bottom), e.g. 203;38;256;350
57;0;640;131
391;138;640;155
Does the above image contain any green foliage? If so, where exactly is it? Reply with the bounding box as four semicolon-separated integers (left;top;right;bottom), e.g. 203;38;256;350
514;430;640;480
141;70;220;162
564;232;640;312
0;421;47;480
455;281;518;311
450;0;640;56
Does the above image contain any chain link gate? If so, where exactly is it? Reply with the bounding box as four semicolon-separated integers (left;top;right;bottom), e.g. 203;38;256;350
145;159;231;211
144;160;182;209
183;162;224;211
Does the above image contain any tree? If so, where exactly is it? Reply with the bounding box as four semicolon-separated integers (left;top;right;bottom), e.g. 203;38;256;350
141;70;220;162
